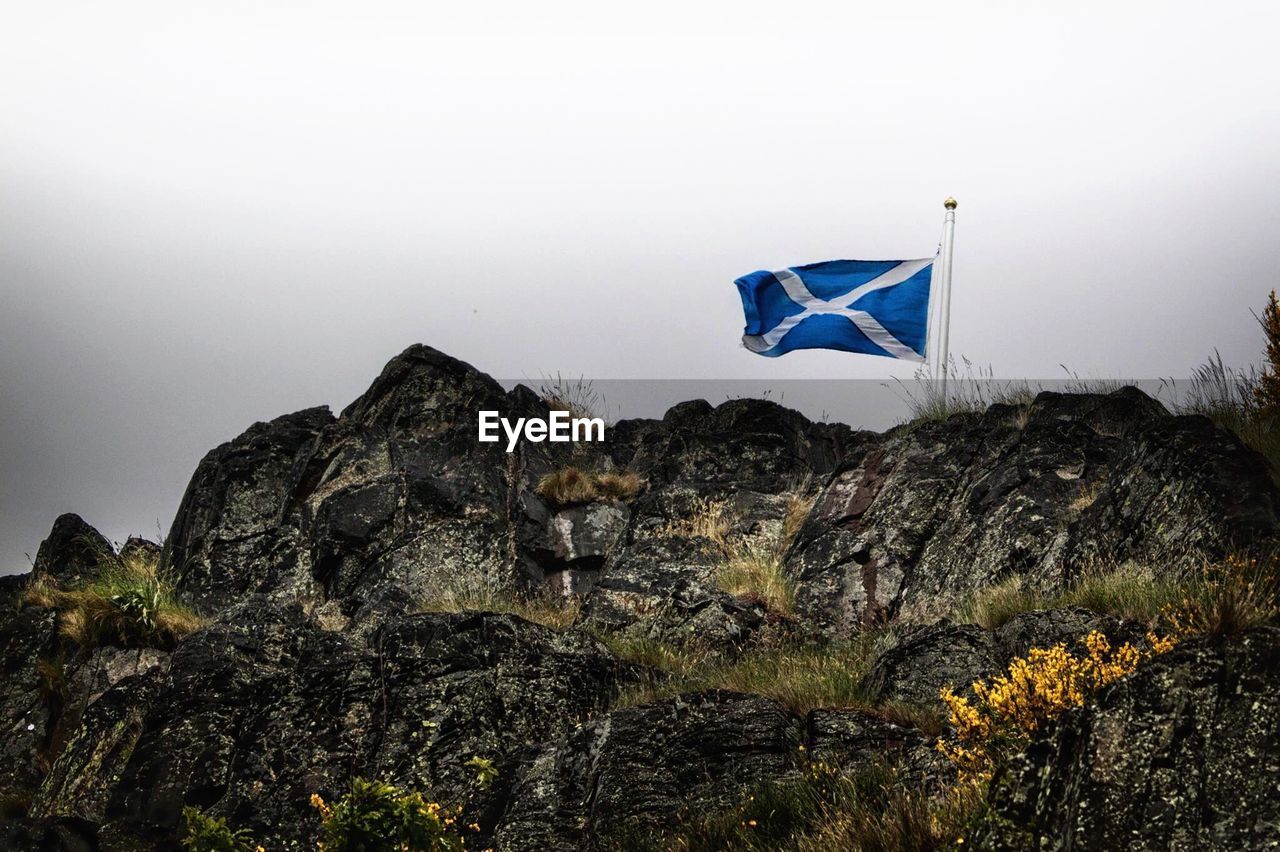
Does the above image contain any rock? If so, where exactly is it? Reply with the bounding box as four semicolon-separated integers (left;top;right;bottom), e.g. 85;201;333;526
806;708;947;789
0;817;97;852
993;607;1146;660
495;691;804;849
0;606;60;803
1023;386;1170;436
542;503;630;595
32;602;631;849
975;628;1280;850
117;538;161;564
859;621;1003;707
577;536;767;651
32;515;112;587
615;398;864;492
165;406;335;612
8;346;1280;849
1067;414;1280;572
787;387;1279;637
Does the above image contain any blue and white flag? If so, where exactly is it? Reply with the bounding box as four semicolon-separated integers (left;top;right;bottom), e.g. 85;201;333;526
735;258;934;361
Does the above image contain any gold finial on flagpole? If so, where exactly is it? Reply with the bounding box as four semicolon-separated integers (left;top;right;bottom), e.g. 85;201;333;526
944;197;957;210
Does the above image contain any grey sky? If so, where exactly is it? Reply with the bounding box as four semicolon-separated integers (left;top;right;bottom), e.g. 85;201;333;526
3;1;1279;572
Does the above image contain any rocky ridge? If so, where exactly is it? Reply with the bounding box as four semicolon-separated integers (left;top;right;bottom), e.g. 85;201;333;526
1;344;1276;849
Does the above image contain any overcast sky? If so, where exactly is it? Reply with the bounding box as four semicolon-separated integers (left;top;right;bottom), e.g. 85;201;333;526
3;1;1279;572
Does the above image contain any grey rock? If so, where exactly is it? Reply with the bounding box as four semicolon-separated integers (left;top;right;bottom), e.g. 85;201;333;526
993;606;1146;660
165;405;335;612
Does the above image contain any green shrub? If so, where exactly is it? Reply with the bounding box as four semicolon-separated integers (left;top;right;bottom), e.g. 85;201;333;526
181;807;261;852
312;777;465;852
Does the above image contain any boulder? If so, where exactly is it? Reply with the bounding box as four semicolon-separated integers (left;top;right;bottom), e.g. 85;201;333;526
577;536;767;651
32;602;631;849
165;406;335;612
975;628;1280;850
32;515;112;587
859;621;1003;708
787;388;1279;637
495;691;804;849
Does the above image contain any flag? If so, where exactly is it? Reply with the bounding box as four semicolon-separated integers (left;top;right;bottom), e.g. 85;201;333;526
735;257;934;361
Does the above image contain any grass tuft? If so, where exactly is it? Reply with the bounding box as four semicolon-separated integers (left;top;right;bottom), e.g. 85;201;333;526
603;631;945;733
539;373;608;422
1165;349;1280;485
417;573;581;631
1167;553;1279;637
954;565;1186;632
22;550;204;651
627;761;981;852
536;467;645;506
659;492;813;617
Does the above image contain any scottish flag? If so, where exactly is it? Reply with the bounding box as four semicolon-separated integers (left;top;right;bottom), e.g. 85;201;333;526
735;258;934;361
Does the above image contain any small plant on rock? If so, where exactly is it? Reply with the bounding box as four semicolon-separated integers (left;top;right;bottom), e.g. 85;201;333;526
1255;289;1280;417
181;807;263;852
22;547;203;651
312;777;466;852
536;466;645;506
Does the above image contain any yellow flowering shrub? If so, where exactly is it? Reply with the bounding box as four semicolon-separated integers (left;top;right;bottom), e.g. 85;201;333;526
938;630;1176;781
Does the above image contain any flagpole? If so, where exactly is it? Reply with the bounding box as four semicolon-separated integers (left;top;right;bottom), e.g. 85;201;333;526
937;197;957;401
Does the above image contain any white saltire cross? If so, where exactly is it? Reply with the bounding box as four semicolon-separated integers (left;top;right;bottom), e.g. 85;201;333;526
742;258;933;361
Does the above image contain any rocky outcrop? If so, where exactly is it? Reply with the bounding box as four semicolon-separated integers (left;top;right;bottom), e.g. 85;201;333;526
3;344;1278;849
32;514;112;587
495;692;943;850
859;621;1004;707
30;602;632;849
787;389;1278;637
164;406;336;612
976;628;1280;850
497;691;802;849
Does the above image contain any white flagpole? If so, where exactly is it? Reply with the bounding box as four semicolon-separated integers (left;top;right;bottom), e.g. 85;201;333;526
937;197;958;400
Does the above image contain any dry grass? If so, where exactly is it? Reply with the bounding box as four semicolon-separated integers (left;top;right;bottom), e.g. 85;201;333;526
22;550;204;651
594;471;645;501
539;373;607;422
716;535;797;617
1167;554;1279;637
659;492;813;617
417;572;581;631
537;467;645;506
955;565;1187;631
1167;349;1280;486
629;761;982;852
1067;479;1104;516
657;496;732;546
